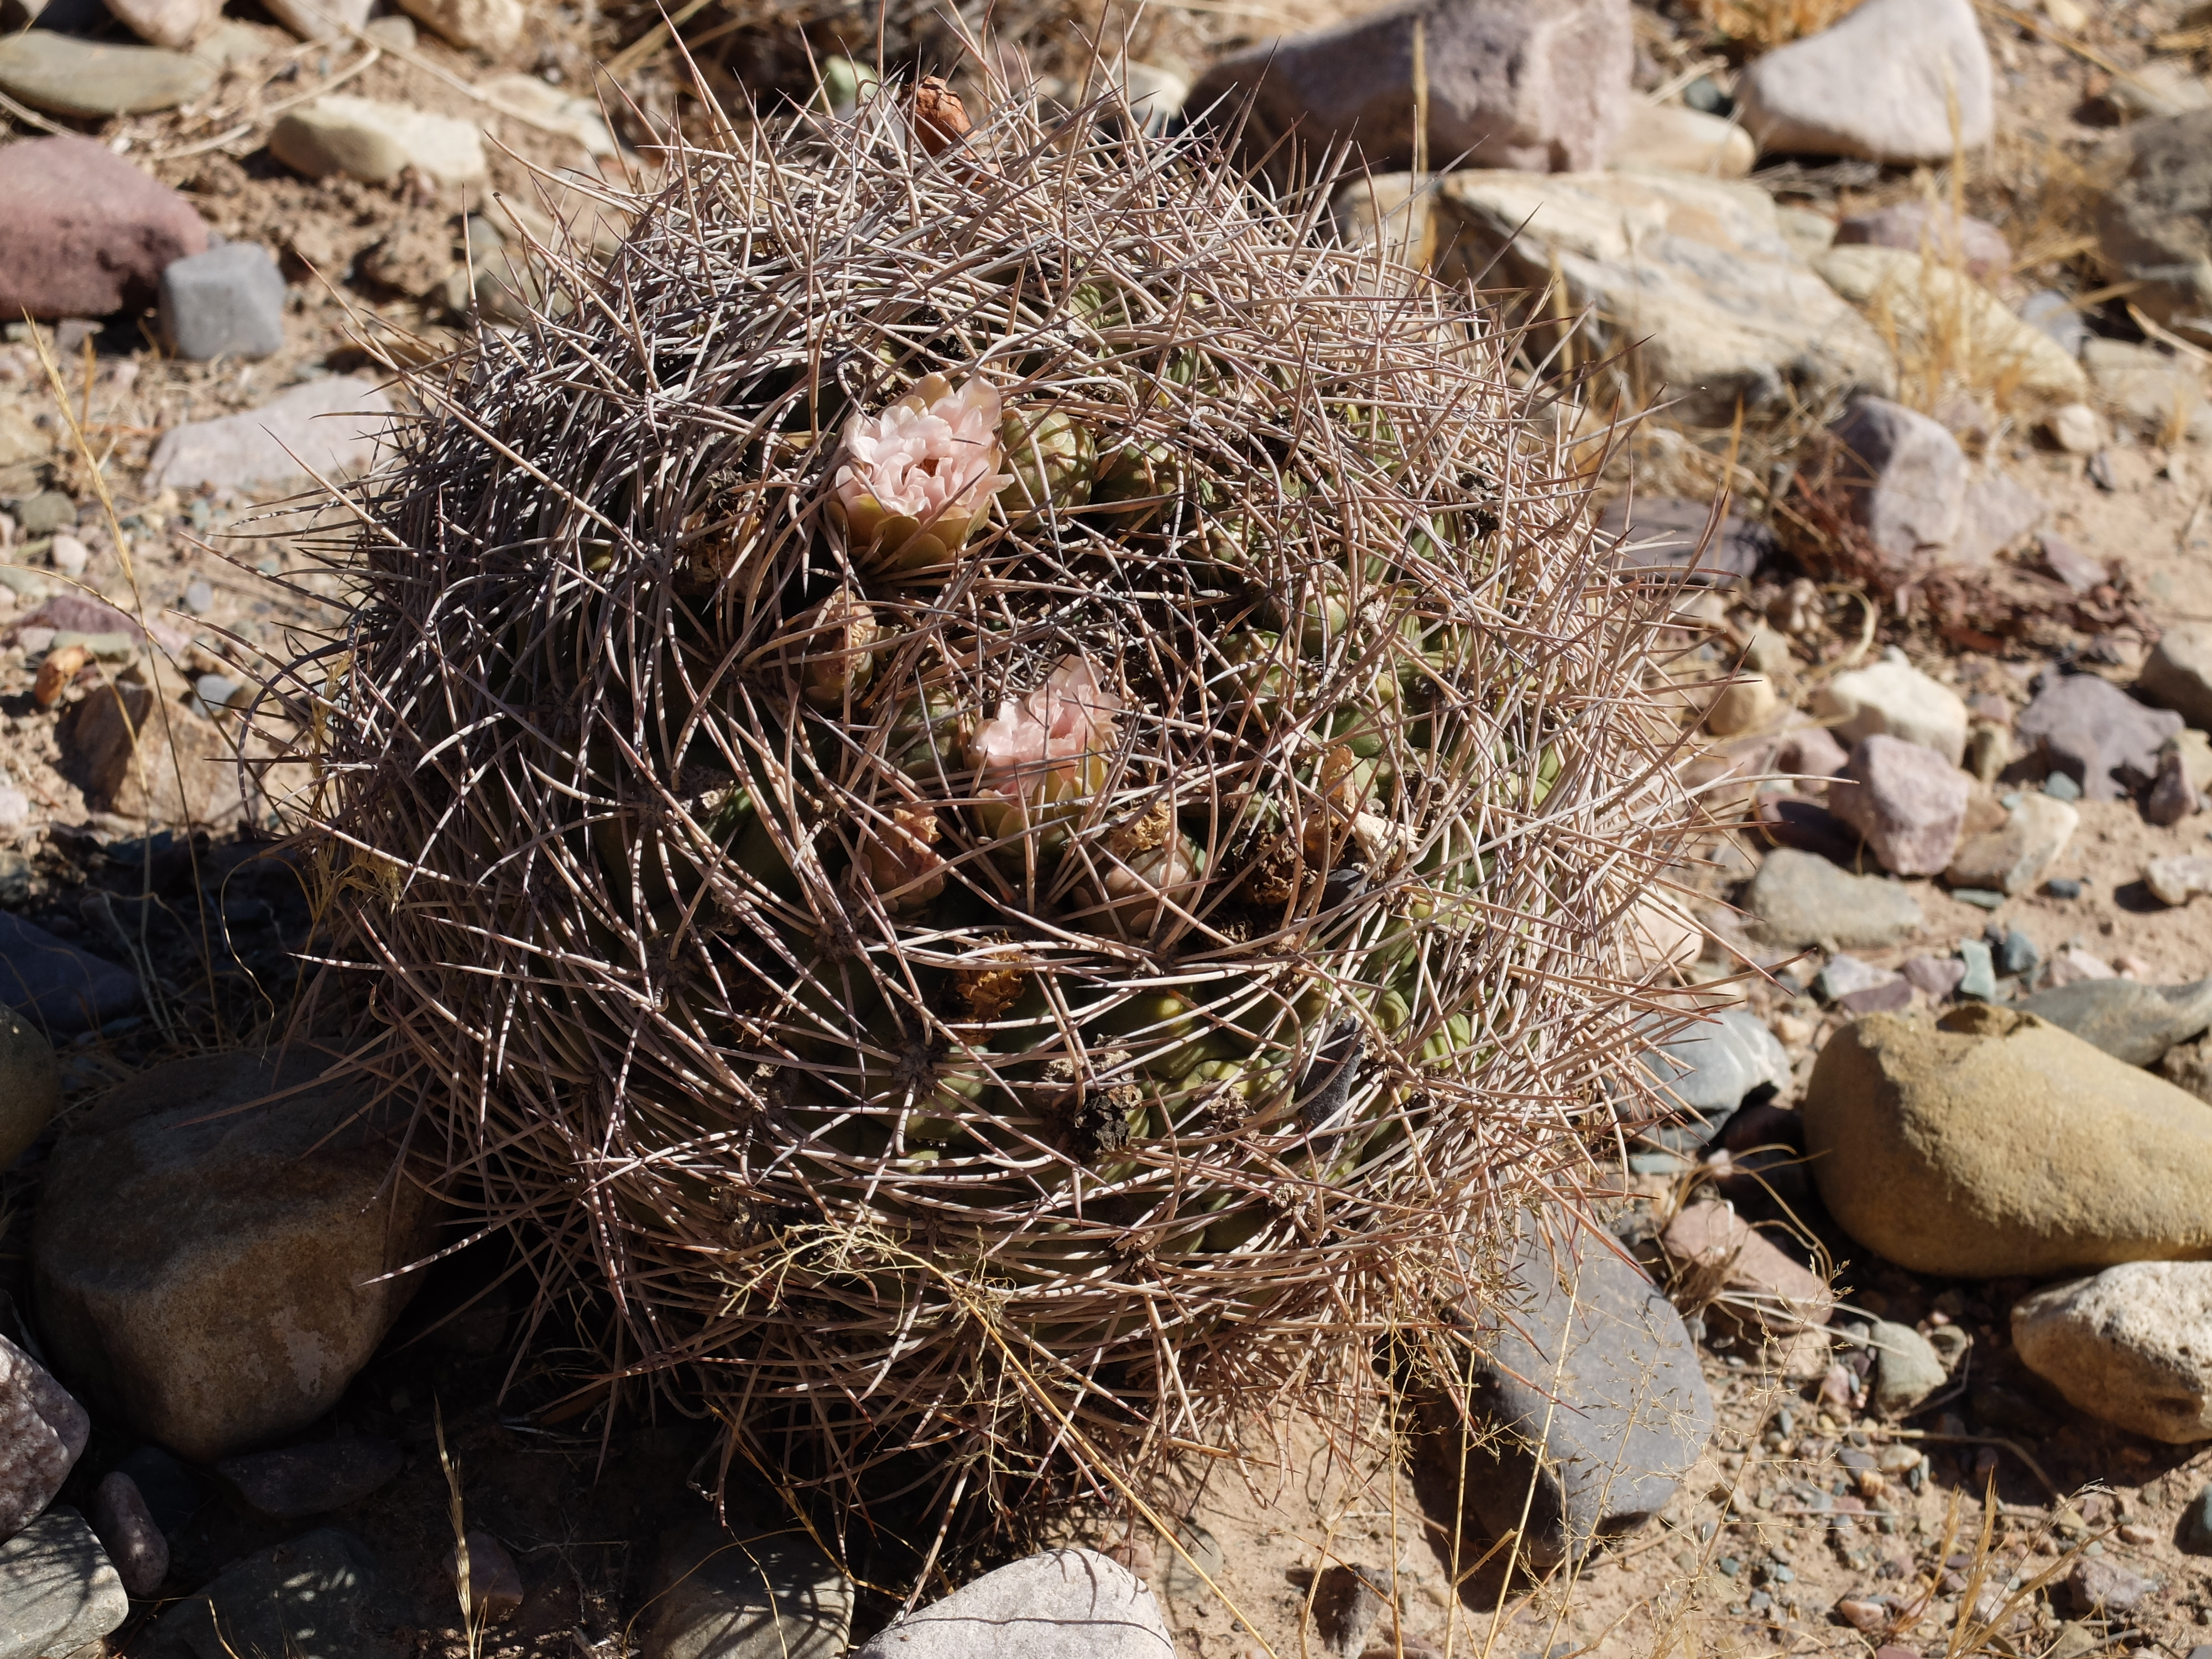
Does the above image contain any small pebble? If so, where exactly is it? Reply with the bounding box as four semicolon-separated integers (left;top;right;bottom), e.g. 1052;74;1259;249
183;579;215;616
1958;938;1997;1000
2045;771;2084;802
1996;928;2039;977
2119;1523;2157;1546
193;674;242;717
1952;888;2005;910
92;1470;168;1595
49;533;88;580
2045;878;2083;899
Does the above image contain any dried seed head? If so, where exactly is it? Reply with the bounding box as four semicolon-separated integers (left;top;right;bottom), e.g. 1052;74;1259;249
910;77;971;155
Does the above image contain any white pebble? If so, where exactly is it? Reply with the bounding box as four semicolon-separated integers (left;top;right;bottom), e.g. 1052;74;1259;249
48;533;88;580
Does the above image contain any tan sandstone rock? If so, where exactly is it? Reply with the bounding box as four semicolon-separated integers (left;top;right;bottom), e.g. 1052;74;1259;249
33;1048;440;1463
2013;1262;2212;1442
1802;1005;2212;1277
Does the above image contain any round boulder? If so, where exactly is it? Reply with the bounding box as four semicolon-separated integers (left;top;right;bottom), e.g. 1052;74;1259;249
1802;1005;2212;1277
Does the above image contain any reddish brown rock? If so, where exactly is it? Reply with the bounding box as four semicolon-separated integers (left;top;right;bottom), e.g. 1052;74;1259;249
1661;1200;1833;1333
0;135;207;320
1829;733;1971;876
1190;0;1631;180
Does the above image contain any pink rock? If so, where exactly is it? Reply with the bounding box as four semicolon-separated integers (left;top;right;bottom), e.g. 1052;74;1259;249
2017;671;2183;801
446;1528;525;1621
1835;202;2011;280
103;0;222;48
2050;946;2117;985
1829;398;1968;575
1661;1199;1833;1333
0;1332;90;1540
1829;734;1971;876
1776;725;1849;782
2148;748;2200;826
2039;533;2107;594
1900;954;1966;1001
1190;0;1632;178
1836;1595;1889;1631
0;135;208;321
92;1469;168;1594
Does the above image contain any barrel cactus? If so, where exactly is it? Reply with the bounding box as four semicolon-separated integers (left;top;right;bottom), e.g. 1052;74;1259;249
295;77;1690;1532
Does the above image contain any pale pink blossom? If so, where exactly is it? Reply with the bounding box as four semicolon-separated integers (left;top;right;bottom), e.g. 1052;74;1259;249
831;373;1010;570
969;655;1122;833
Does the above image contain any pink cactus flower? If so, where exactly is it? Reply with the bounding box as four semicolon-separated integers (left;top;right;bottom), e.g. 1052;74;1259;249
831;373;1010;571
970;655;1123;833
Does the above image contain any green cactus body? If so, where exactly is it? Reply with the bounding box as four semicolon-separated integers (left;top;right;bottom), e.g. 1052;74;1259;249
998;408;1095;520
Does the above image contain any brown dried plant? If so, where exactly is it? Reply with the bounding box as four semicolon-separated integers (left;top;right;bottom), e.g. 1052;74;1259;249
274;77;1696;1561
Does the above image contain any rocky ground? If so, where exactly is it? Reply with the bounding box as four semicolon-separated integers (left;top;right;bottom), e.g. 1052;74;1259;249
7;0;2212;1655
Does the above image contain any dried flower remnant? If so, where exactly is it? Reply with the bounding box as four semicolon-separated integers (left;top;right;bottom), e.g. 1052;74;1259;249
864;802;947;912
969;655;1123;834
790;586;879;709
910;77;972;156
831;373;1009;572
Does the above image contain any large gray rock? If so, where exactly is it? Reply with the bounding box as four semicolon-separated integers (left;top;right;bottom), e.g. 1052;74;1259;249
0;134;210;321
0;1006;57;1170
1736;0;1994;163
643;1520;852;1659
33;1048;440;1464
2017;672;2183;801
145;1528;399;1659
0;1510;127;1659
1598;496;1774;585
1637;1008;1789;1145
145;375;392;497
0;907;141;1038
2014;1262;2212;1442
1424;168;1893;424
1418;1215;1712;1574
2015;975;2212;1067
1827;397;1967;575
1190;0;1631;178
0;1333;87;1541
2140;623;2212;731
1803;1005;2212;1277
852;1548;1171;1658
2094;109;2212;352
1743;847;1926;951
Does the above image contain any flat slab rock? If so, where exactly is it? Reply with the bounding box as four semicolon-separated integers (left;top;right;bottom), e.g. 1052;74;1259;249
1744;847;1926;951
0;910;139;1036
145;1528;399;1659
852;1548;1172;1658
216;1437;404;1519
0;30;213;117
1418;1215;1712;1574
1429;168;1893;425
0;1508;127;1659
145;375;393;497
